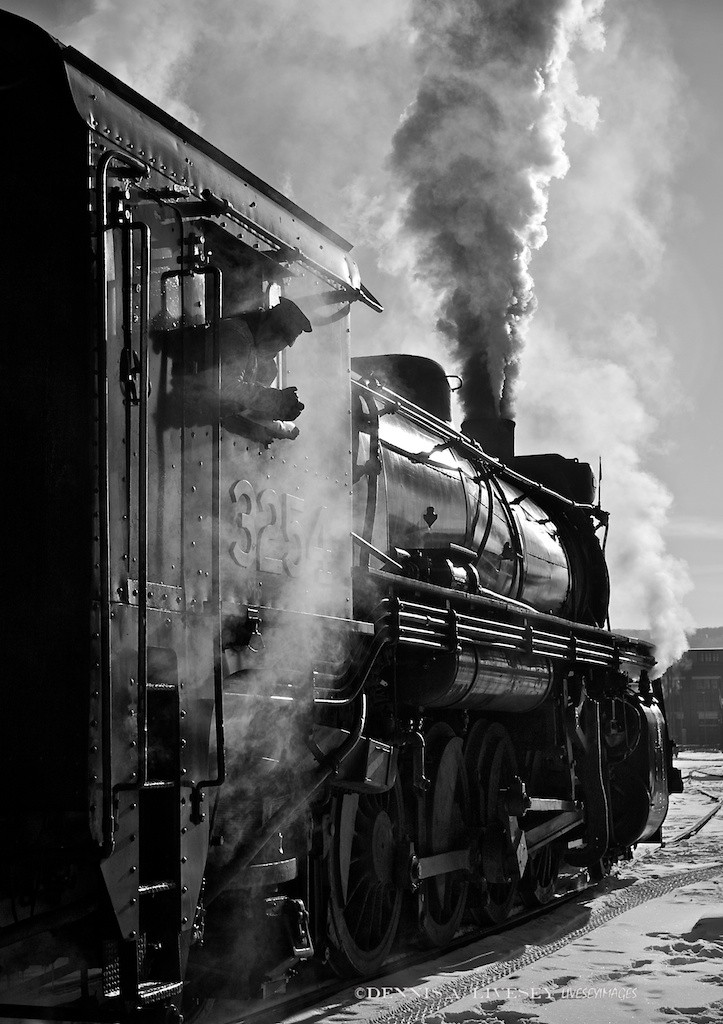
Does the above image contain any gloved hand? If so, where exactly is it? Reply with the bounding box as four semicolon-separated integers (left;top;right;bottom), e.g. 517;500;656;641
275;387;304;420
231;382;304;420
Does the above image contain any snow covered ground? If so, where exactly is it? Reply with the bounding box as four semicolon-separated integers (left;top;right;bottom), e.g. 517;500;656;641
290;751;723;1024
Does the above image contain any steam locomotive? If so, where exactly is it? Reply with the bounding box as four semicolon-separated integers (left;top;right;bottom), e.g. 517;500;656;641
0;11;681;1021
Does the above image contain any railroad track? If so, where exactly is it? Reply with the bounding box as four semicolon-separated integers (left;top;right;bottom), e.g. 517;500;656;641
192;797;723;1024
358;798;723;1024
186;878;593;1024
662;778;723;847
363;860;723;1024
664;797;721;846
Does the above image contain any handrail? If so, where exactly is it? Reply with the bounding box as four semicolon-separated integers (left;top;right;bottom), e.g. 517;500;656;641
367;569;653;661
371;581;655;673
191;263;226;823
312;626;391;704
197;188;383;312
138;183;383;312
94;149;148;855
352;378;606;518
114;220;152;798
95;151;114;856
134;223;151;788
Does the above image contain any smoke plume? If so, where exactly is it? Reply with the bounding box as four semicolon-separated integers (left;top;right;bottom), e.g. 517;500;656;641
390;0;605;419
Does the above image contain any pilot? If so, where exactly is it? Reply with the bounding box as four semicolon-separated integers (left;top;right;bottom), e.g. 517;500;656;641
219;296;311;434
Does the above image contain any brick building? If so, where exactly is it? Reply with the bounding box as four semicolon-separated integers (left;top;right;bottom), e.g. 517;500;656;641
662;648;723;749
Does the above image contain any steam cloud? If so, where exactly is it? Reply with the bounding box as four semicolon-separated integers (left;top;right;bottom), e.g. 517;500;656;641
63;0;204;128
391;0;604;419
515;0;694;666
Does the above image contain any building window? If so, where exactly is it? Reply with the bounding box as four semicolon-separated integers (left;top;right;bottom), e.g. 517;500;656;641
696;651;722;664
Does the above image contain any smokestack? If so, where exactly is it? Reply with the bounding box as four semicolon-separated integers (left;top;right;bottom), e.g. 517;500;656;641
462;417;515;464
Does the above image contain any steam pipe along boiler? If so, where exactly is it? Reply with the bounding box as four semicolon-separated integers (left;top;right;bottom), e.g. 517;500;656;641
0;11;682;1021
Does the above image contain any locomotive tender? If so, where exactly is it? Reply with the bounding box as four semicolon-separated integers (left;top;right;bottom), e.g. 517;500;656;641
0;12;681;1020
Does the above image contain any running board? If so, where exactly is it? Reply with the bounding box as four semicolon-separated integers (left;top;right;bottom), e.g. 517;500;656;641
367;573;655;673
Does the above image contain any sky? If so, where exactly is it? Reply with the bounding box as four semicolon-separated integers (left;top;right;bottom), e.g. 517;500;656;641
645;0;723;630
4;0;721;664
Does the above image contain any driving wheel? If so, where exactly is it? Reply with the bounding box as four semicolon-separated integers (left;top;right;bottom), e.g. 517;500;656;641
327;777;405;976
470;723;520;924
418;723;470;948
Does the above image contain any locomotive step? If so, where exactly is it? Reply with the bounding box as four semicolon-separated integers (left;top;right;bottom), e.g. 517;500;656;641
140;780;176;790
137;881;177;896
104;980;183;1005
136;980;183;1006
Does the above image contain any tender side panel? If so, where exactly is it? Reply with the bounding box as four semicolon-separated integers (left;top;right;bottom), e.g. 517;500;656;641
0;24;93;829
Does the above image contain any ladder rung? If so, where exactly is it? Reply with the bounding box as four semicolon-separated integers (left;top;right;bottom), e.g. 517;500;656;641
146;682;178;691
137;881;176;896
141;780;176;790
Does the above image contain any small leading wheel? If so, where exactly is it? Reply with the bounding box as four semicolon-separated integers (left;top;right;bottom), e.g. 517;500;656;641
418;723;470;949
520;842;561;907
327;777;405;976
470;724;521;924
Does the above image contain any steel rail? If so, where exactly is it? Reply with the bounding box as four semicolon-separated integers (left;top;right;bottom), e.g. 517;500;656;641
196;879;596;1024
663;799;722;847
203;754;721;1024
